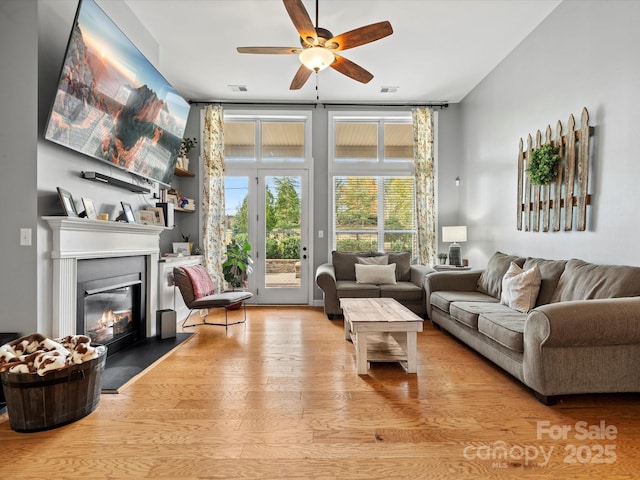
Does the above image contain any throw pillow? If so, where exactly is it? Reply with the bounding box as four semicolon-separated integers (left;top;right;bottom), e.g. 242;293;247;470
477;252;526;299
332;251;362;281
355;263;397;285
182;265;215;299
500;262;542;313
357;255;388;265
387;252;411;281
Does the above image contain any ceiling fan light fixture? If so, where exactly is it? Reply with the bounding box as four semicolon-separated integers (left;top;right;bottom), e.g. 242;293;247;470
299;47;334;72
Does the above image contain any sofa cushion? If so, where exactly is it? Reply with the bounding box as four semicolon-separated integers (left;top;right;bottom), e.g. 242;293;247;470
500;262;541;313
430;291;498;314
332;251;361;281
551;259;640;302
336;280;380;297
358;255;388;265
380;282;423;302
449;302;515;330
332;251;410;281
478;311;527;353
355;263;397;285
476;252;526;299
523;257;567;306
388;252;411;281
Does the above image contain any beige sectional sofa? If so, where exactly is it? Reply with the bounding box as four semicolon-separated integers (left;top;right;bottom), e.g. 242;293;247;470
315;251;435;318
425;252;640;404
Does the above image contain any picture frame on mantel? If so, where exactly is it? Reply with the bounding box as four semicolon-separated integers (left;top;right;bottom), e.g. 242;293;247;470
148;207;165;226
57;187;78;217
81;197;97;220
120;202;136;223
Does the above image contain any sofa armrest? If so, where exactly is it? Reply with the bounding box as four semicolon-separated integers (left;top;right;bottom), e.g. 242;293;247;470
523;297;640;395
424;270;483;318
315;263;340;316
425;270;483;292
409;264;436;287
526;297;640;348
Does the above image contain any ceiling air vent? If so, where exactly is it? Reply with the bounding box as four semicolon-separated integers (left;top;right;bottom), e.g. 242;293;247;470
380;86;398;93
228;85;248;92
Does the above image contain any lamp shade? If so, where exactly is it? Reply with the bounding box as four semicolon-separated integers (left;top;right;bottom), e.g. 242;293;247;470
299;47;334;72
442;226;467;243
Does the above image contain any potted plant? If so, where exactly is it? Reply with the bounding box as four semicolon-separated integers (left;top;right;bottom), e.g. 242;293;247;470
181;234;193;254
222;240;253;290
437;252;448;265
527;143;561;185
177;137;197;171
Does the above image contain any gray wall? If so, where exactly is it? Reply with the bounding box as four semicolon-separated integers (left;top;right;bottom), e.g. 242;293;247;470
36;0;168;335
0;0;171;336
458;0;640;268
0;1;38;336
436;104;463;255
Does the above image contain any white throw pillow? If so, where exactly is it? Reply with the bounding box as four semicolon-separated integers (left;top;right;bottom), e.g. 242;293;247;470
355;263;397;285
500;262;542;313
357;255;389;265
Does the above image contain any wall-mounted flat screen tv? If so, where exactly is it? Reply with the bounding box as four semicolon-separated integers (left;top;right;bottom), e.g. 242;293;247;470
44;0;190;186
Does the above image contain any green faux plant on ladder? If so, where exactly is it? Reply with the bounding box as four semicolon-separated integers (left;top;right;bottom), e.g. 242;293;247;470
527;143;561;185
222;240;253;290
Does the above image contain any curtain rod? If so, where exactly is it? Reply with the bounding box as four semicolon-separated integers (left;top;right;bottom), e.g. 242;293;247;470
188;100;449;110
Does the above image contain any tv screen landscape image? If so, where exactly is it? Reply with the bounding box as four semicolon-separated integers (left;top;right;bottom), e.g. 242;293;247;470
45;0;190;186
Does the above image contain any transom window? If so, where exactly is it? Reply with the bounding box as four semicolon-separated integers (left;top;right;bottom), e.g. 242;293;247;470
224;113;309;164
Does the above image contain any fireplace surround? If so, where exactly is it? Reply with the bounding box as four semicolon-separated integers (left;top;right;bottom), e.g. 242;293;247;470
44;217;163;341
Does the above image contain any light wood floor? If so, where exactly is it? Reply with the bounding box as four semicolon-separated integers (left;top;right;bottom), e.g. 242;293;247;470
1;306;639;479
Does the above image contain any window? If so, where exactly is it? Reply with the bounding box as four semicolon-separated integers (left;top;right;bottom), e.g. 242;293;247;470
330;112;416;258
224;113;309;164
333;176;416;255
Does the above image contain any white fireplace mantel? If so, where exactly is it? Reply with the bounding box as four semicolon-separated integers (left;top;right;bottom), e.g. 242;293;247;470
44;217;164;338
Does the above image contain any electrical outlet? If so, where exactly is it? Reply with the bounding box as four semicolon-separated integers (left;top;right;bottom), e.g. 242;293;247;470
318;230;324;238
20;228;32;246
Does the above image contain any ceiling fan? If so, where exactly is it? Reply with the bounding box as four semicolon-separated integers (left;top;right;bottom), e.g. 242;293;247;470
236;0;393;90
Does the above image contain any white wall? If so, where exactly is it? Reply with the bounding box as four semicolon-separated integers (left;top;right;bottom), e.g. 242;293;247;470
458;0;640;268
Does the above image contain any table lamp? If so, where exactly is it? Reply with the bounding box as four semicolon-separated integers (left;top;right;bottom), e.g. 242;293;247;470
442;226;467;266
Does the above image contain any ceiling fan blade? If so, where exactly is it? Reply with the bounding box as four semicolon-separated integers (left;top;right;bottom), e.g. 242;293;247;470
237;46;301;54
325;21;393;51
283;0;317;44
330;54;374;84
290;64;313;90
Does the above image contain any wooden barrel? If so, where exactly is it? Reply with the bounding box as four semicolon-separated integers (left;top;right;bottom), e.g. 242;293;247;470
0;348;106;432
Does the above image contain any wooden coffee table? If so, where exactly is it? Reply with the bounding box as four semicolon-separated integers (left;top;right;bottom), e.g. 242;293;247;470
340;298;424;374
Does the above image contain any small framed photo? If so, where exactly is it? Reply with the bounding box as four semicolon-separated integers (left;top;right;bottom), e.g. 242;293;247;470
81;197;97;220
57;187;78;217
172;242;191;255
120;202;136;223
149;207;165;226
166;194;179;207
136;210;155;225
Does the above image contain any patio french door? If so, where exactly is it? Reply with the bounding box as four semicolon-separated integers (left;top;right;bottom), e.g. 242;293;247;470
224;169;310;304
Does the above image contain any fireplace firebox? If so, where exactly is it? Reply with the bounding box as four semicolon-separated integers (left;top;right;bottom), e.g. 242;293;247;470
77;256;146;356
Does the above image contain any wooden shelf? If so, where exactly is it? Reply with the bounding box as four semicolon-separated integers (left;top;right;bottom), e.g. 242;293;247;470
174;207;195;213
174;166;194;177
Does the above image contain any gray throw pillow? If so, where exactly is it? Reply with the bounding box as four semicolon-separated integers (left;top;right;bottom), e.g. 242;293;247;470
387;252;411;281
551;259;640;302
476;252;526;299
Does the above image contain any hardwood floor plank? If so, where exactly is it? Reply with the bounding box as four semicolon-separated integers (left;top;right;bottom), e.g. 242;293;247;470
1;306;639;479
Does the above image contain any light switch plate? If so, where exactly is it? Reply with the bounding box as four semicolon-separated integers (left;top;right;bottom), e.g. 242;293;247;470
20;228;32;246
